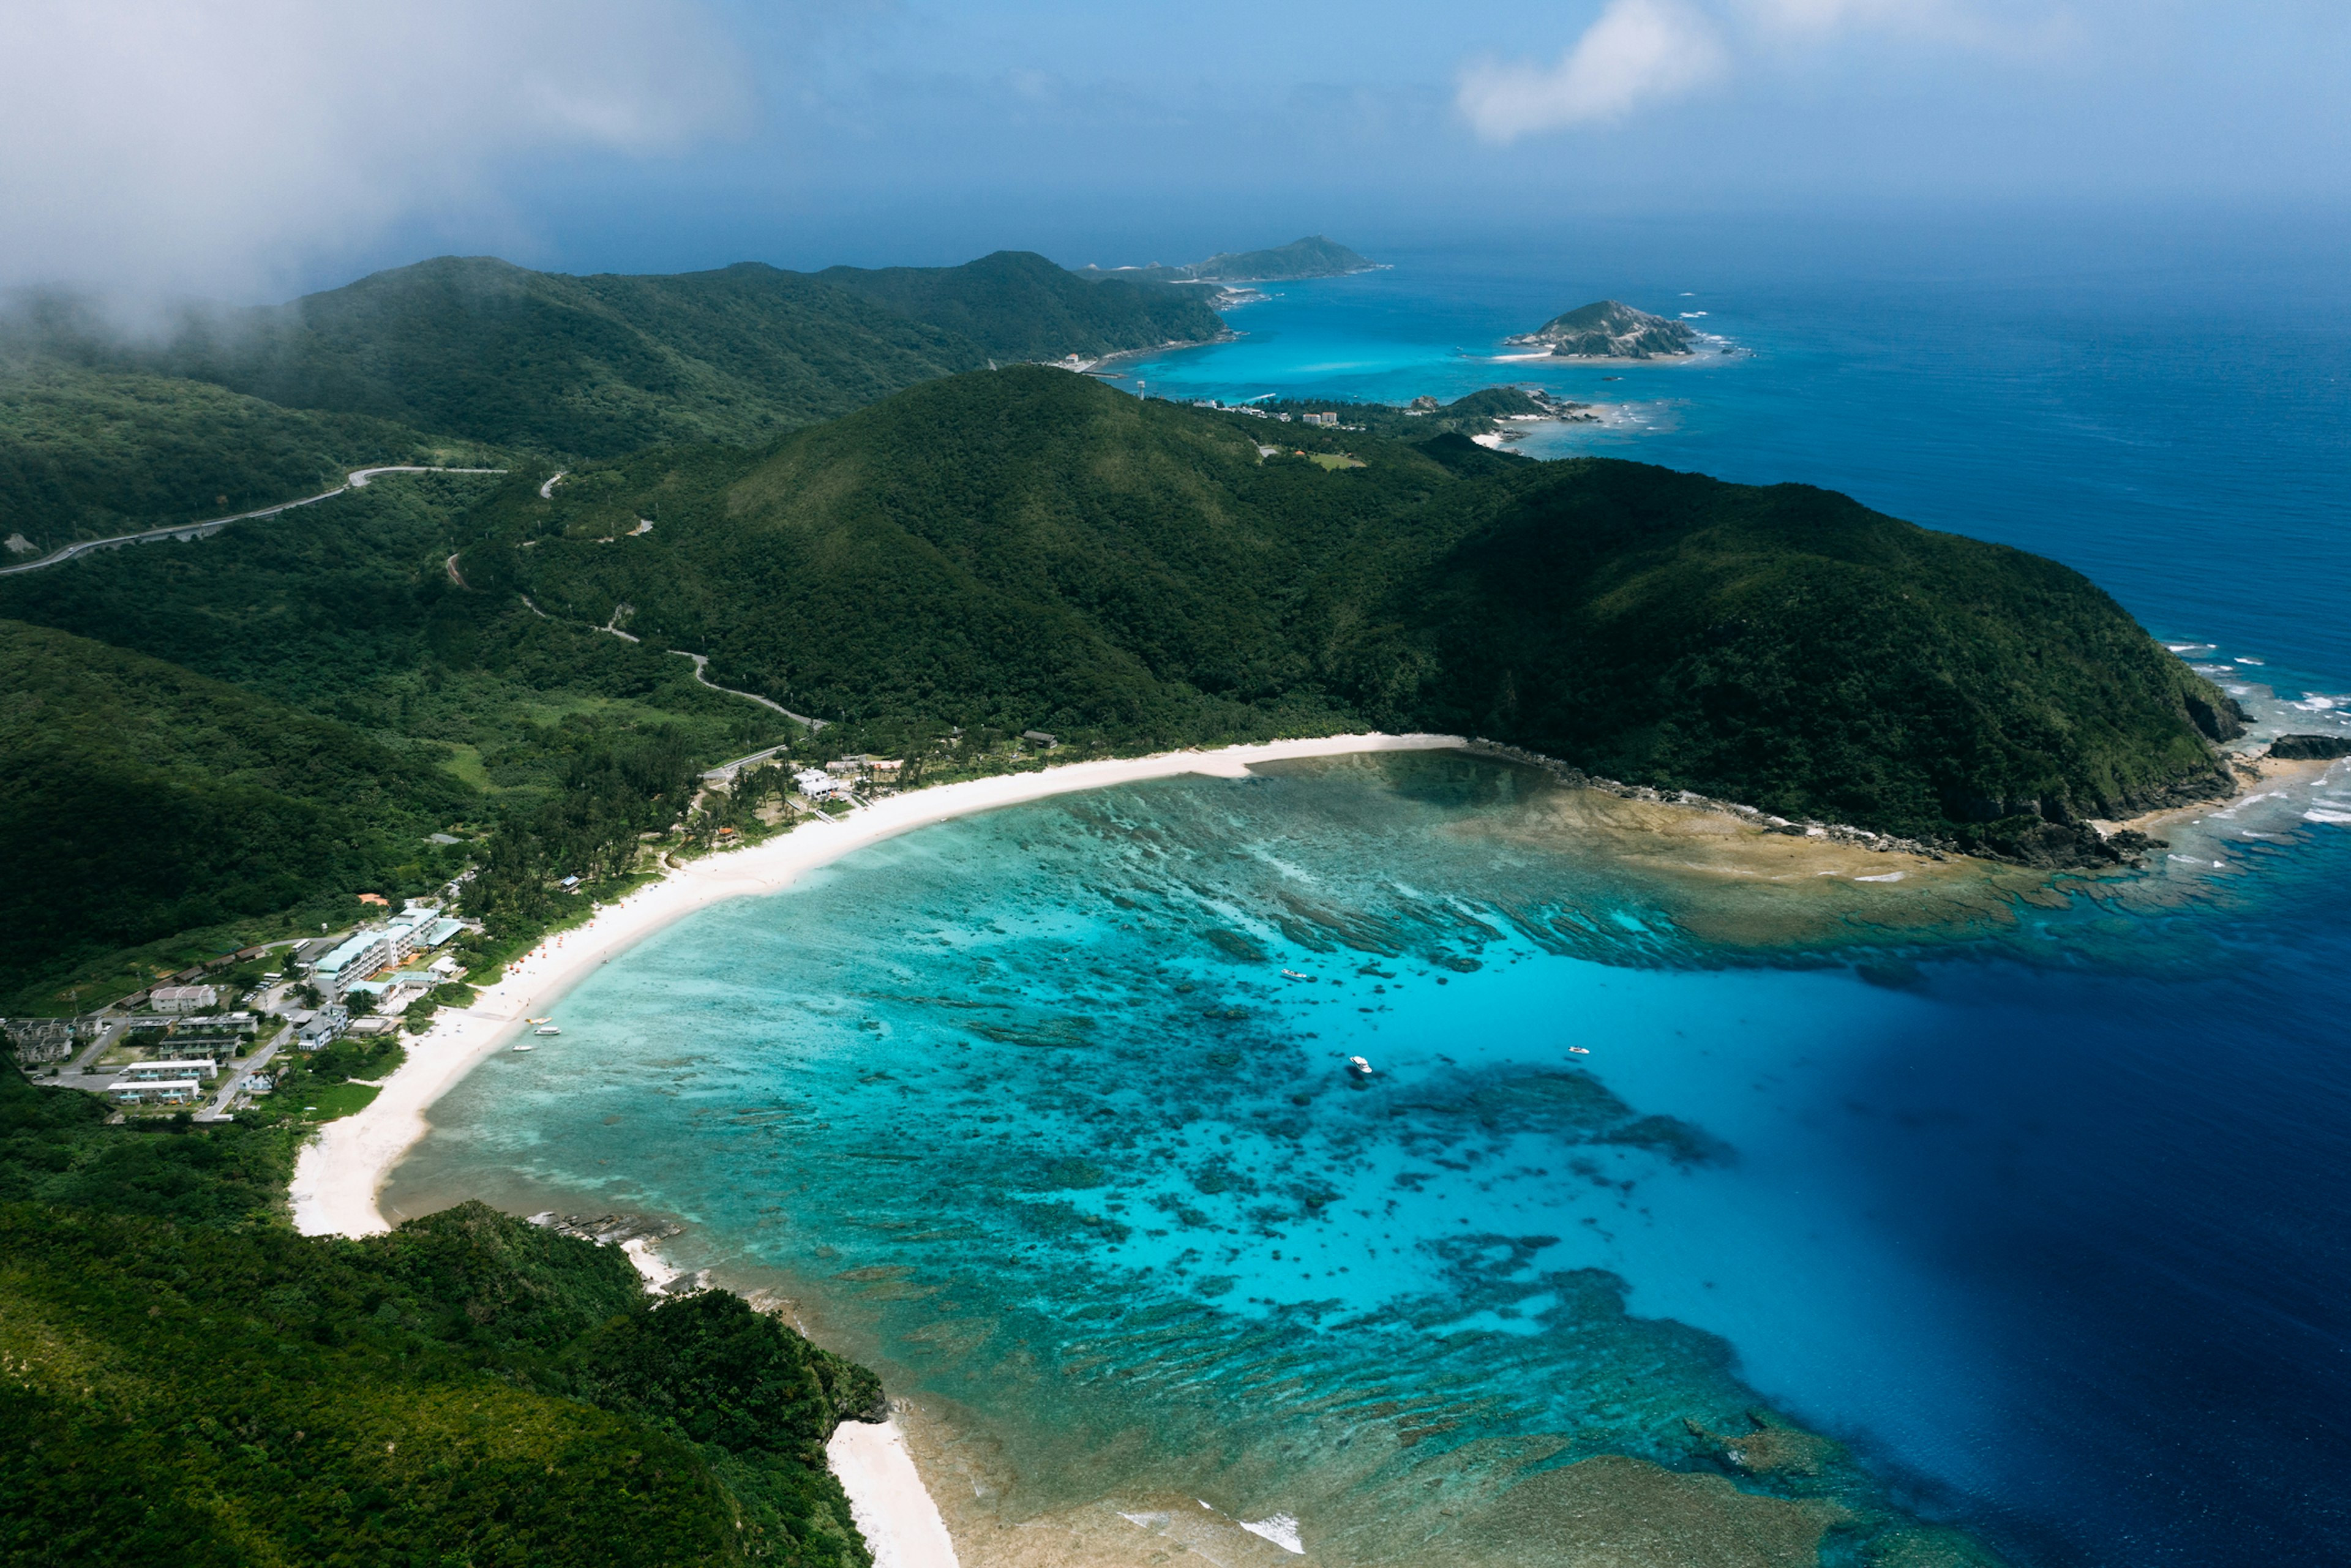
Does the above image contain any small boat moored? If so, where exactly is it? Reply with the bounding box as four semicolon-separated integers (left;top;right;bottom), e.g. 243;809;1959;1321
512;1043;535;1052
1567;1046;1590;1056
1346;1055;1374;1078
533;1025;561;1037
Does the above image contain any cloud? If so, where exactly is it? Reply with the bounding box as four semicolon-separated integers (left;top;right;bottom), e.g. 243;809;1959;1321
1457;0;1729;141
0;0;752;302
1458;0;2076;142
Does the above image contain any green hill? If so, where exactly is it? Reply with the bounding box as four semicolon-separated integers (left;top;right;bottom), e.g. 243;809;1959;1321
0;618;472;996
0;468;797;1008
0;1060;880;1567
10;253;1224;461
0;361;498;553
814;249;1224;361
492;366;2238;855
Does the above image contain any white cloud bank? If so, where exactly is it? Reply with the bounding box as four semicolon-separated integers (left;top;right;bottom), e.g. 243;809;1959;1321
1457;0;1728;141
1458;0;2075;141
0;0;751;301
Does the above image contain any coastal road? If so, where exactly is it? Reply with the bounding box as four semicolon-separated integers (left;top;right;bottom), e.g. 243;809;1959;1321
0;465;508;577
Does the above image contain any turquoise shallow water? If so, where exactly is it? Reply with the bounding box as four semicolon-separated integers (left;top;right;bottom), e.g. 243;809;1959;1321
390;751;2351;1566
394;234;2351;1566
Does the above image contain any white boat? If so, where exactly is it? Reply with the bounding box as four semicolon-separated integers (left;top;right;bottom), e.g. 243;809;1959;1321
512;1043;534;1052
533;1025;561;1037
1281;969;1312;981
1346;1055;1374;1077
1567;1046;1590;1056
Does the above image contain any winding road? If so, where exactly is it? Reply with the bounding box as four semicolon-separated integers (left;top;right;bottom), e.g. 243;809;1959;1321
0;465;508;577
672;651;827;730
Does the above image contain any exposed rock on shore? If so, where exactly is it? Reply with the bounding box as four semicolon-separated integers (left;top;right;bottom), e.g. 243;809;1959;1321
2268;732;2351;760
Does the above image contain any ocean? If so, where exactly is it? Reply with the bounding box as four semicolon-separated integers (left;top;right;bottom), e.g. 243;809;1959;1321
388;235;2351;1566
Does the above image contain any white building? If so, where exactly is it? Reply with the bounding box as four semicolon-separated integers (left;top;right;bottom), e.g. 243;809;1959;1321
795;768;852;801
306;913;456;1001
149;985;219;1013
120;1059;219;1082
111;1079;203;1105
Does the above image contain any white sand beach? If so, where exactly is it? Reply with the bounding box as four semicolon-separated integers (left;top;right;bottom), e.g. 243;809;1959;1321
828;1417;963;1568
282;733;1460;1559
288;730;1460;1240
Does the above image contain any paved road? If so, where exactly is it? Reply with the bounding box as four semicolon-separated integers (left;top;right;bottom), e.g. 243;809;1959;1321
199;1028;287;1122
0;466;508;577
61;1016;129;1078
672;651;827;730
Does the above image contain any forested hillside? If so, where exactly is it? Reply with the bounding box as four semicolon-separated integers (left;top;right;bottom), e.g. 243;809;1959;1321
0;361;499;552
490;367;2239;853
814;249;1224;361
8;252;1221;462
0;618;468;991
0;471;787;1010
0;1060;882;1566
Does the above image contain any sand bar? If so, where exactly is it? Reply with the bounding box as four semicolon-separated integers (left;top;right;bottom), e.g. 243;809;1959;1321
288;732;1462;1240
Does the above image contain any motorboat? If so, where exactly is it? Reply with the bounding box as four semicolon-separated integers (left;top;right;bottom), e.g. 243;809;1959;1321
1346;1055;1374;1078
512;1042;535;1052
534;1025;561;1037
1281;969;1313;981
1567;1046;1590;1056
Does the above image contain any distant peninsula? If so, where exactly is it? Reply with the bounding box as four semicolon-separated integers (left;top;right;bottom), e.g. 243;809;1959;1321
1508;299;1697;359
1075;235;1379;286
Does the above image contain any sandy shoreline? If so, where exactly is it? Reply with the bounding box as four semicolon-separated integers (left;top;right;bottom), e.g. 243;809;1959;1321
289;731;1460;1240
283;735;1459;1566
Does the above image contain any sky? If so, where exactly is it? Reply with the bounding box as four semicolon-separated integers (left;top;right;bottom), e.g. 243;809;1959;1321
1;1;2345;301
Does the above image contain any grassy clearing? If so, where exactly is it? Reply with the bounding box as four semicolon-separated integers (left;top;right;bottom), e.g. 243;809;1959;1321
293;1079;382;1121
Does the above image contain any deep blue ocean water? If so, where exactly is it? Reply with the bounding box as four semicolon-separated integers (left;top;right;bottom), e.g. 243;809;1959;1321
391;238;2351;1566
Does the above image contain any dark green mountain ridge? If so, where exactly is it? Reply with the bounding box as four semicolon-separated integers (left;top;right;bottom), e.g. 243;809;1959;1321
6;251;1223;463
496;366;2238;857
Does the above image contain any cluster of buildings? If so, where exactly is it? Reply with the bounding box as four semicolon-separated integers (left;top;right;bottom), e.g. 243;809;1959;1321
1187;399;1352;430
109;1056;220;1106
7;900;480;1116
304;907;468;1005
3;1016;80;1065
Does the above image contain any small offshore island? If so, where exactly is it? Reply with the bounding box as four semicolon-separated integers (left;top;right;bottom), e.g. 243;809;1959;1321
1508;298;1701;359
0;243;2296;1568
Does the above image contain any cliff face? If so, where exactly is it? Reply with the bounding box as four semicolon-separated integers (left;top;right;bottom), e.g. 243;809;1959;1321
1510;300;1697;359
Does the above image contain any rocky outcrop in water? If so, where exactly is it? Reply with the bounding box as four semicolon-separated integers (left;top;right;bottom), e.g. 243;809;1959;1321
1505;300;1697;359
2267;733;2351;760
